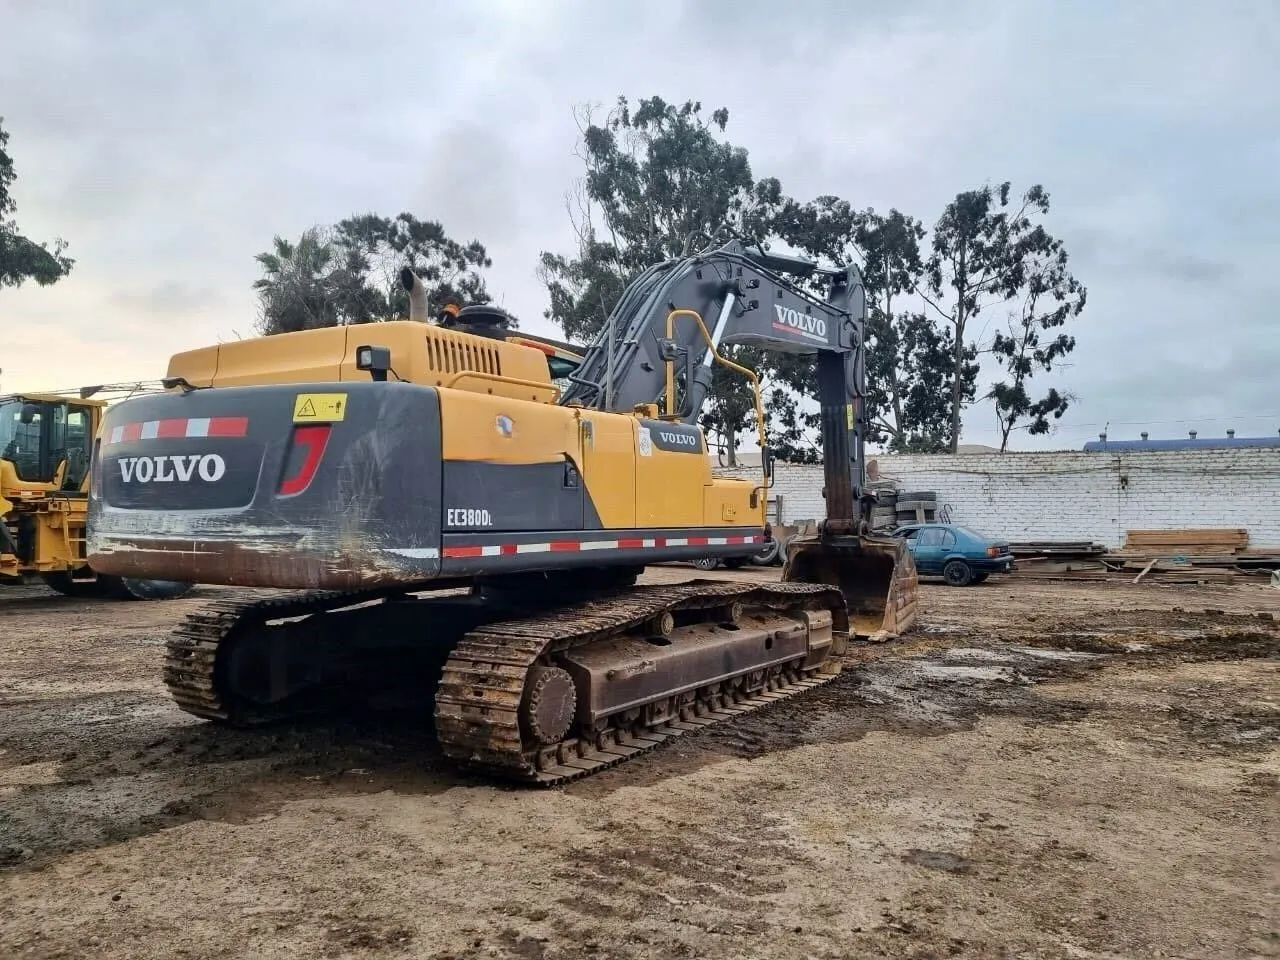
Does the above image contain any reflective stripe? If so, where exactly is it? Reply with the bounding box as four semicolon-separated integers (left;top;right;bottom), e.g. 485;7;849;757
104;416;246;444
439;534;761;560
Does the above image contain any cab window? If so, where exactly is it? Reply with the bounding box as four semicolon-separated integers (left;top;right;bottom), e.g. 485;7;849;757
60;407;93;490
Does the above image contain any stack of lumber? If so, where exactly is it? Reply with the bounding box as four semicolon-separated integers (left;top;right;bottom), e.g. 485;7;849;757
1121;528;1249;557
1009;528;1280;583
1009;540;1108;558
1006;540;1113;577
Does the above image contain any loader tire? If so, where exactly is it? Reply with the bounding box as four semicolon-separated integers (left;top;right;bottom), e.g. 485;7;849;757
899;490;937;502
41;572;108;598
871;507;897;528
749;539;780;565
895;499;936;513
99;575;195;601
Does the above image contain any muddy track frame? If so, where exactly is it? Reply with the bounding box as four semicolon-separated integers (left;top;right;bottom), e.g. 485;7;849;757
161;579;856;786
435;580;849;786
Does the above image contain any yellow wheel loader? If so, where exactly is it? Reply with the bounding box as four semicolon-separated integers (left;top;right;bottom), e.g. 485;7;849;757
1;390;193;599
86;234;920;784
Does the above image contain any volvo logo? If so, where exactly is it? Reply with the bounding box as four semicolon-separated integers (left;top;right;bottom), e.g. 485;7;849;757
773;305;827;341
658;431;699;448
118;454;226;483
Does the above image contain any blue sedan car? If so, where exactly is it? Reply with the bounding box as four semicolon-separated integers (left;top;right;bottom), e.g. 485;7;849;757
891;523;1013;586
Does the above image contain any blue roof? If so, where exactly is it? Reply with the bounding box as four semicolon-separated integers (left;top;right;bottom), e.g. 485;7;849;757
1082;436;1280;452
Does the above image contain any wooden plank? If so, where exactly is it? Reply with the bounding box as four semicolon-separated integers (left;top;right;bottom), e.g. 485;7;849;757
1132;558;1159;584
1124;528;1248;551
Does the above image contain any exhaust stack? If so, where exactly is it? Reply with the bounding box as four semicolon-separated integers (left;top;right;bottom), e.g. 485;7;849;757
400;266;429;323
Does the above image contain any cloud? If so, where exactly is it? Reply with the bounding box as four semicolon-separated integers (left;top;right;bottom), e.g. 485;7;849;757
0;0;1276;451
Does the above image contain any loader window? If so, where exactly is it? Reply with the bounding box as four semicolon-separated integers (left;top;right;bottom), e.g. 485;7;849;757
0;399;90;487
0;399;45;482
56;407;93;491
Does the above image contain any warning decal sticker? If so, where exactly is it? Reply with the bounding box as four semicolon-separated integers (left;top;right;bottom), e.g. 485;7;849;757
293;393;348;423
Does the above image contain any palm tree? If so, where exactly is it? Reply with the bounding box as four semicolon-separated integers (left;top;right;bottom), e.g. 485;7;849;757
252;228;341;334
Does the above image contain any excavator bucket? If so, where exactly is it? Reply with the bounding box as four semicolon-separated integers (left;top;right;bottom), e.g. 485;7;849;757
781;531;920;644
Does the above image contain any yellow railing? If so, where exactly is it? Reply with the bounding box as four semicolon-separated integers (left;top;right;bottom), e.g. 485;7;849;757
662;308;768;456
440;370;560;401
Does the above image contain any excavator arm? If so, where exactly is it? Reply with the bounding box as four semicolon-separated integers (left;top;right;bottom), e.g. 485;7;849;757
561;237;872;533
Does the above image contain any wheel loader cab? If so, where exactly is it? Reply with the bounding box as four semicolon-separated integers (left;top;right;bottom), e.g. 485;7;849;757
0;395;96;492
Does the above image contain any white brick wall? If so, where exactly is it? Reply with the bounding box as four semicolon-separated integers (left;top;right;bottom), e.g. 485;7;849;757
714;448;1280;549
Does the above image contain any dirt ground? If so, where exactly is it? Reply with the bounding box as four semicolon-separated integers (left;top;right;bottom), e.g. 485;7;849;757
1;567;1277;960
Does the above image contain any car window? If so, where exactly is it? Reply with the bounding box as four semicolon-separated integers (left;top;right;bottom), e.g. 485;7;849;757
941;530;956;548
952;525;986;541
918;528;944;547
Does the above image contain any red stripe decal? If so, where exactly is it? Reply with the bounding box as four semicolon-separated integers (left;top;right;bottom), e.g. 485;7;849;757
208;416;249;437
548;541;580;552
499;543;518;555
617;538;645;549
443;545;485;558
687;537;708;547
110;416;249;442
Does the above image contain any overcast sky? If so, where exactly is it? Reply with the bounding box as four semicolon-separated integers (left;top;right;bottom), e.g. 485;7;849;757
2;0;1276;450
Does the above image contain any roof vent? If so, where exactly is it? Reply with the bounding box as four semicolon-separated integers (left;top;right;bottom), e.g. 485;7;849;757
1189;430;1197;439
1098;432;1107;442
1140;431;1149;440
1227;429;1235;438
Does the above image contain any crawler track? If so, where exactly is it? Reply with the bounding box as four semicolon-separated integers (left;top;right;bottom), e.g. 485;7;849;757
162;586;411;724
162;579;851;786
434;580;848;786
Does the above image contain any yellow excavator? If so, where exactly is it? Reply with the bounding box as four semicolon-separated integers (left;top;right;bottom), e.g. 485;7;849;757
1;386;194;599
86;234;920;784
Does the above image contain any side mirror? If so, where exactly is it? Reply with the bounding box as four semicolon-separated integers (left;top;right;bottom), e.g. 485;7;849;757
356;344;392;382
761;444;776;480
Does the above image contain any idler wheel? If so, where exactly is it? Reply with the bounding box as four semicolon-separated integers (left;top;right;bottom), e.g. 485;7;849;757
521;665;577;746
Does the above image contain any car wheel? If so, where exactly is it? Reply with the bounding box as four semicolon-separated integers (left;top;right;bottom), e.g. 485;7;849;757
942;559;973;587
692;557;720;571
